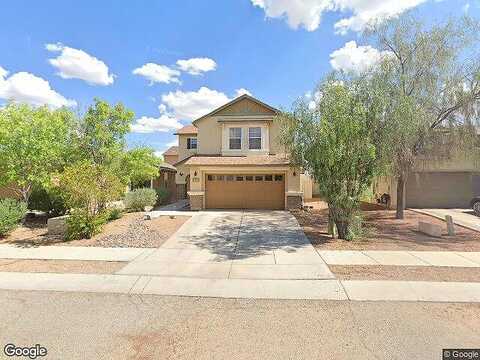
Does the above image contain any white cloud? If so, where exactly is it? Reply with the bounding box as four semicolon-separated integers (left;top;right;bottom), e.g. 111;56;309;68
330;41;391;74
0;66;76;108
132;63;181;85
46;43;114;85
252;0;333;32
161;86;230;120
235;88;252;97
130;104;183;133
176;57;217;75
462;3;470;13
251;0;428;34
333;0;428;34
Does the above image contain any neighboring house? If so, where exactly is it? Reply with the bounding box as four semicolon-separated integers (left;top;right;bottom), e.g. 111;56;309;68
163;146;179;165
172;94;311;210
376;152;480;209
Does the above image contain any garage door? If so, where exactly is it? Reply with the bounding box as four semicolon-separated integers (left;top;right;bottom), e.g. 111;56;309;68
406;172;479;208
205;174;285;209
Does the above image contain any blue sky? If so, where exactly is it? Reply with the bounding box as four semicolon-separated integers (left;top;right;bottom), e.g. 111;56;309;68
0;0;476;155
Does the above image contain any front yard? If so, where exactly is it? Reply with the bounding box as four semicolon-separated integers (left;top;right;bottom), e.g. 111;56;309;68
295;202;480;252
0;213;189;248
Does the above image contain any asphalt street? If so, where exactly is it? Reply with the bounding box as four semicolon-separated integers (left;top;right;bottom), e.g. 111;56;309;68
1;290;479;359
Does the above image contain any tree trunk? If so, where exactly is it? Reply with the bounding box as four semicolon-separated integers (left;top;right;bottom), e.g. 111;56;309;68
327;207;337;239
18;185;31;205
335;220;349;240
329;206;351;240
396;175;406;220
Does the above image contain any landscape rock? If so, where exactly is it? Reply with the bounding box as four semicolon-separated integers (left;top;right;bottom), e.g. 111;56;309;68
418;221;442;238
47;215;69;236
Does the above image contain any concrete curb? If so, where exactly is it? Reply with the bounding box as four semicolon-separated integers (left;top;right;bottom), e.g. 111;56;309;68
0;272;479;302
409;208;480;233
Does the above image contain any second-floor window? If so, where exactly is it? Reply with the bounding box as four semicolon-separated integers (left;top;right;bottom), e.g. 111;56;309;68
249;127;262;150
187;137;197;149
229;128;242;150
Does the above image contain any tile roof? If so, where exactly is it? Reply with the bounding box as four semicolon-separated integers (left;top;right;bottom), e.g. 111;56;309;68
184;154;290;166
159;162;177;171
163;146;178;156
174;124;198;135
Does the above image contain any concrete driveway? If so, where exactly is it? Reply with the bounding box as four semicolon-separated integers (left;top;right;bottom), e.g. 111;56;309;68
414;208;480;232
119;211;333;280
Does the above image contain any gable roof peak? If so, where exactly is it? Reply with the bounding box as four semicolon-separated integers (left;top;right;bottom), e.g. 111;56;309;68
192;94;279;124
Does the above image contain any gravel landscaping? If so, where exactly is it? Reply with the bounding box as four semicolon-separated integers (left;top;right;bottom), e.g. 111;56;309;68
0;213;190;248
0;259;125;274
330;265;480;282
294;202;480;251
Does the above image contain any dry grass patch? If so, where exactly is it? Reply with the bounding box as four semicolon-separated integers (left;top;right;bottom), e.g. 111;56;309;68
330;265;480;282
0;259;125;274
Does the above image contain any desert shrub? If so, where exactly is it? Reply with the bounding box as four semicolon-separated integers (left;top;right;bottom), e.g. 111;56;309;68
155;188;170;205
0;199;27;236
28;185;68;217
65;209;108;240
106;208;123;221
125;188;157;212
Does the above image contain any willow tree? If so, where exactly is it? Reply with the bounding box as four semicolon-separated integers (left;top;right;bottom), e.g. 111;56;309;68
279;82;378;240
367;15;480;219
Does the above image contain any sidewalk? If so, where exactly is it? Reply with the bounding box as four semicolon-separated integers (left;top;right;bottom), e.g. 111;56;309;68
0;272;479;302
317;250;480;267
2;244;479;268
0;244;155;262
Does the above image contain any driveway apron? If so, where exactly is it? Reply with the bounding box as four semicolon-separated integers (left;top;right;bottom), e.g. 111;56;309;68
118;210;334;280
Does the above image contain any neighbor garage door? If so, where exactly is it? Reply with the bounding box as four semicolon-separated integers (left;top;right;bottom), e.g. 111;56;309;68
205;174;285;209
406;172;479;208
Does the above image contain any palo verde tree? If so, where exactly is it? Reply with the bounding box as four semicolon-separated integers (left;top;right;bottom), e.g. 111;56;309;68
279;81;378;240
74;98;134;167
121;147;160;187
367;15;480;219
0;103;74;203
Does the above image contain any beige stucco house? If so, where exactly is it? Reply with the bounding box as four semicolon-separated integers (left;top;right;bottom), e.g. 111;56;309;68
171;94;311;210
375;152;480;209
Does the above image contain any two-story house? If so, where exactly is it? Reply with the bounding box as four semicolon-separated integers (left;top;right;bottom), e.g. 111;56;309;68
170;94;310;210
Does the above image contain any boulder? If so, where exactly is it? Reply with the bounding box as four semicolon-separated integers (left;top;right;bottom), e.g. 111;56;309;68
47;215;69;236
418;221;442;238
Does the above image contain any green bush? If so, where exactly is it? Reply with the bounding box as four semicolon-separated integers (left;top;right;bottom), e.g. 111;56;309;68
65;209;107;240
155;188;170;205
28;185;67;217
125;188;157;212
106;208;123;221
0;199;27;236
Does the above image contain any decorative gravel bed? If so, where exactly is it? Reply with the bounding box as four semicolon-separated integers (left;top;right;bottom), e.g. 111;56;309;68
294;205;480;251
1;213;190;248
